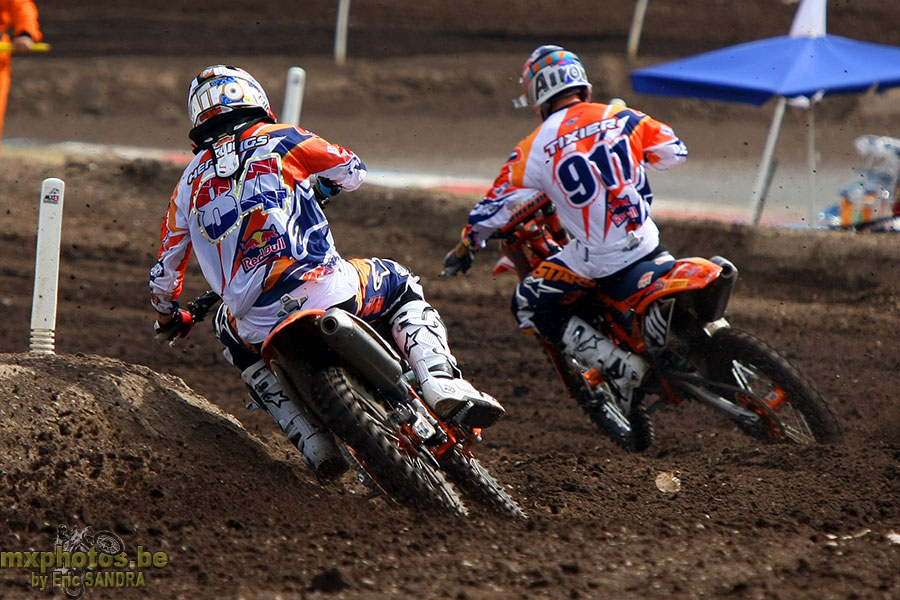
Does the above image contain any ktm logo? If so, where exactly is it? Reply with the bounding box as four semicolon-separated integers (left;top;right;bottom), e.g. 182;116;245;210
362;296;385;317
531;263;594;287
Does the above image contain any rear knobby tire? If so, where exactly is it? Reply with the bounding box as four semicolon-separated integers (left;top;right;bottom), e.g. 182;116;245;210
440;448;528;520
706;328;842;444
311;367;468;516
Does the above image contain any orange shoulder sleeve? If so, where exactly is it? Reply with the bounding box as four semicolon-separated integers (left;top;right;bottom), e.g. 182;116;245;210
10;0;42;41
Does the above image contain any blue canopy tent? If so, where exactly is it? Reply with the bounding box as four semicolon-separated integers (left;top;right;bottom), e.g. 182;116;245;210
630;0;900;225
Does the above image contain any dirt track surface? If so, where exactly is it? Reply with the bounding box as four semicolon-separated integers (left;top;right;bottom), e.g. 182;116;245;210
2;1;900;598
3;155;900;599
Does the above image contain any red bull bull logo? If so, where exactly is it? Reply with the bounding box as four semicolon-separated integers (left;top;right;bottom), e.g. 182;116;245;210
240;225;286;270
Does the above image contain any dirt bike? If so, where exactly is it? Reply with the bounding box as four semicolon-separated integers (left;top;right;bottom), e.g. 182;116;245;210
816;134;900;232
53;526;125;599
489;193;842;452
185;291;526;519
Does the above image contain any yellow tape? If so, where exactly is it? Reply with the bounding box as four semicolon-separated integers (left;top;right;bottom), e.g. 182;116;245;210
0;41;51;52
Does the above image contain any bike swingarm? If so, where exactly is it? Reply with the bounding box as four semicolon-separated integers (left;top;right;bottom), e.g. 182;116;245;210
667;373;761;426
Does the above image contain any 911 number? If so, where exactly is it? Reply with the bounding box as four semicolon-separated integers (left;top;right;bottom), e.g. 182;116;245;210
556;137;634;206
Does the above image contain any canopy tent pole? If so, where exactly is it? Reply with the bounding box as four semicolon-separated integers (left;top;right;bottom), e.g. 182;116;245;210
807;106;817;228
750;96;787;226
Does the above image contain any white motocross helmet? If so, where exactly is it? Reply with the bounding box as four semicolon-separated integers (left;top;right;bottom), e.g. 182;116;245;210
513;45;592;119
187;65;276;144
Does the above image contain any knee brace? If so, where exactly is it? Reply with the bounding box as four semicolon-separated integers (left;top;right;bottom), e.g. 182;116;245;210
389;300;460;382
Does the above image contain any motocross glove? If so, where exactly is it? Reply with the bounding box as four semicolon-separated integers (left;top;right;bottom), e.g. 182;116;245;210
313;176;342;206
154;309;194;344
442;247;474;276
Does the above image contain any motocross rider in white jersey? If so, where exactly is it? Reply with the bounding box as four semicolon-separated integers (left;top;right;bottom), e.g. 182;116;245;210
443;45;688;406
150;65;504;483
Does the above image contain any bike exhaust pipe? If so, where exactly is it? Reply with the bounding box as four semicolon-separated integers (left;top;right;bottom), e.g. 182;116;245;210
711;255;738;282
318;308;408;400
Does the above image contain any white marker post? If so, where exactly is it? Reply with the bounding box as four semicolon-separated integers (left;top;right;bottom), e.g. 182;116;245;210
334;0;351;66
281;66;306;126
627;0;651;60
29;178;65;354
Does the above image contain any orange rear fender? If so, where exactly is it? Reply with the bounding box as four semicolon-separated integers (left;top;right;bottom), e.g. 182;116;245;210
261;308;326;366
604;257;723;315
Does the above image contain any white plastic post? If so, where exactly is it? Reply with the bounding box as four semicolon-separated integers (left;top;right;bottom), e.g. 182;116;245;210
281;66;306;126
627;0;651;60
29;178;65;354
334;0;351;66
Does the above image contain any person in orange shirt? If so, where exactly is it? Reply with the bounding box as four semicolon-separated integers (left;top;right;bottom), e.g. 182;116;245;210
0;0;42;144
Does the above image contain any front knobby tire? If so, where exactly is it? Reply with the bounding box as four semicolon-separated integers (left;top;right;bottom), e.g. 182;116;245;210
440;448;528;520
705;328;842;444
92;532;124;555
551;345;655;452
588;396;654;453
311;367;468;516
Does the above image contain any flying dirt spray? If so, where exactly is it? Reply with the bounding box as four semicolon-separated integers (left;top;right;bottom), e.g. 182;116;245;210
29;178;65;354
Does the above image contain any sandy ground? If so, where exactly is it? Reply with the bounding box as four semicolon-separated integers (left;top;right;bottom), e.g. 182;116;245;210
1;1;899;598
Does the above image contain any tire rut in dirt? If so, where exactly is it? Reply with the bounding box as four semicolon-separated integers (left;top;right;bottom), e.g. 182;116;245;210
706;328;842;444
311;367;468;516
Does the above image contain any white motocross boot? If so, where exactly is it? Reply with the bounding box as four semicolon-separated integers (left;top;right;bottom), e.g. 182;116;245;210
560;316;650;406
241;360;348;483
390;300;505;428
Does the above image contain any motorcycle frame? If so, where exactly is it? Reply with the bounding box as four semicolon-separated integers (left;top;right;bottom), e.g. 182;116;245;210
260;307;471;459
493;194;740;410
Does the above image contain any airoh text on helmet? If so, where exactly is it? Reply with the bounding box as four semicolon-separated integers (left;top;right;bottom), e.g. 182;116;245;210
513;45;592;119
187;65;276;145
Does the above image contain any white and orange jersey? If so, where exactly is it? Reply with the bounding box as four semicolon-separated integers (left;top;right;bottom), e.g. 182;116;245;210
149;122;366;319
470;102;686;278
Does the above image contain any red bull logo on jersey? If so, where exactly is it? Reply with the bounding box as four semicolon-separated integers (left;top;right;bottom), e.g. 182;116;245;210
240;225;286;270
